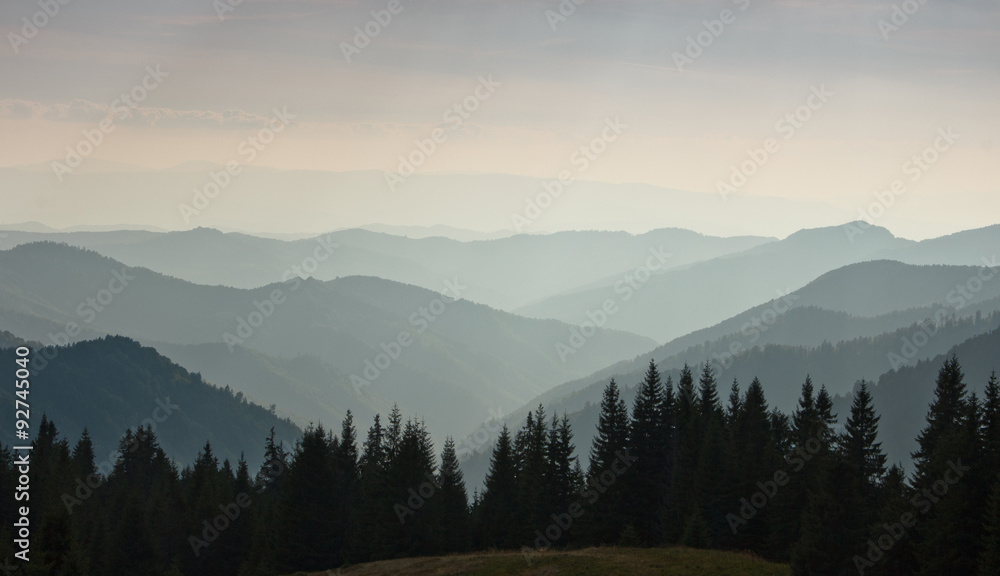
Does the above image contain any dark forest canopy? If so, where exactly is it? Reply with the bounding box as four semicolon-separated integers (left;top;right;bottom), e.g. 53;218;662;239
2;357;999;576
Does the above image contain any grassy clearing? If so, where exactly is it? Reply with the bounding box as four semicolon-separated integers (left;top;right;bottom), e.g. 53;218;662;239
297;546;791;576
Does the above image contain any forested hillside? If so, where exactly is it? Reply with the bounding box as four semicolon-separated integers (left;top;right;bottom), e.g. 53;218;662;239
3;356;997;576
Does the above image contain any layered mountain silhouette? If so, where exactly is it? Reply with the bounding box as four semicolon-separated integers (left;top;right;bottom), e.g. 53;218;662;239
0;241;655;442
0;333;300;467
517;224;1000;341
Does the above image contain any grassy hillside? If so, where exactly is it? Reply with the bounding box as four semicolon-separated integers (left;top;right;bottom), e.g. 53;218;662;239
296;547;790;576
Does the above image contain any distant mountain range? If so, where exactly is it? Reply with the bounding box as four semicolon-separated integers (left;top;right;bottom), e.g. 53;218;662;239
517;223;1000;342
456;259;1000;489
0;241;655;444
0;165;852;237
2;223;997;489
0;226;771;312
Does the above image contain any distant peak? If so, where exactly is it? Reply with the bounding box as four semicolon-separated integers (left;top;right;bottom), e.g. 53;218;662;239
785;222;896;242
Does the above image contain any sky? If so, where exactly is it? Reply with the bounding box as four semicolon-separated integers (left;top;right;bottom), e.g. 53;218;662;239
0;0;998;238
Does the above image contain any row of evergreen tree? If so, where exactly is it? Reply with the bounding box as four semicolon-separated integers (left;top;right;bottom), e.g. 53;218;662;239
2;356;999;575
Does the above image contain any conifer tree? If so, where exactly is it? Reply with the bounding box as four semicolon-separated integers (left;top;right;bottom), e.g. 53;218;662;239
584;378;630;544
912;356;980;576
769;377;824;559
628;360;666;545
437;437;471;553
840;381;887;514
514;405;549;540
982;371;1000;484
71;428;97;479
791;458;866;576
477;425;519;549
276;425;342;572
670;364;700;542
729;377;776;554
390;419;439;556
546;414;577;519
349;414;392;562
980;479;1000;576
690;363;727;547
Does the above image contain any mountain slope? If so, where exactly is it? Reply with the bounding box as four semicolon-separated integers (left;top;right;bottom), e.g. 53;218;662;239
511;260;1000;417
0;242;656;442
0;334;300;467
515;224;915;342
149;341;390;431
844;326;1000;474
0;226;773;311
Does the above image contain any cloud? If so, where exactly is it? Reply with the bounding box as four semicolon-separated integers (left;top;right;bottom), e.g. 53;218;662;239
0;99;272;129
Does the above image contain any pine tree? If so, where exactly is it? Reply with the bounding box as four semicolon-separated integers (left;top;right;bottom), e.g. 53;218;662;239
584;378;630;544
348;414;392;562
982;371;1000;484
70;428;97;478
670;364;700;542
255;427;289;493
840;381;887;515
546;415;577;519
658;375;679;542
791;458;866;576
627;360;666;545
729;377;776;554
768;377;825;559
912;356;980;576
726;379;742;426
691;363;727;547
863;464;918;576
514;405;549;540
386;404;403;459
389;419;438;556
337;410;360;486
816;384;838;442
437;437;471;553
240;429;289;575
477;425;519;549
276;425;342;571
981;478;1000;576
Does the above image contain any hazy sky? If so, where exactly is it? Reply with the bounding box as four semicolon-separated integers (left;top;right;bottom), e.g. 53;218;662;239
1;0;998;237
